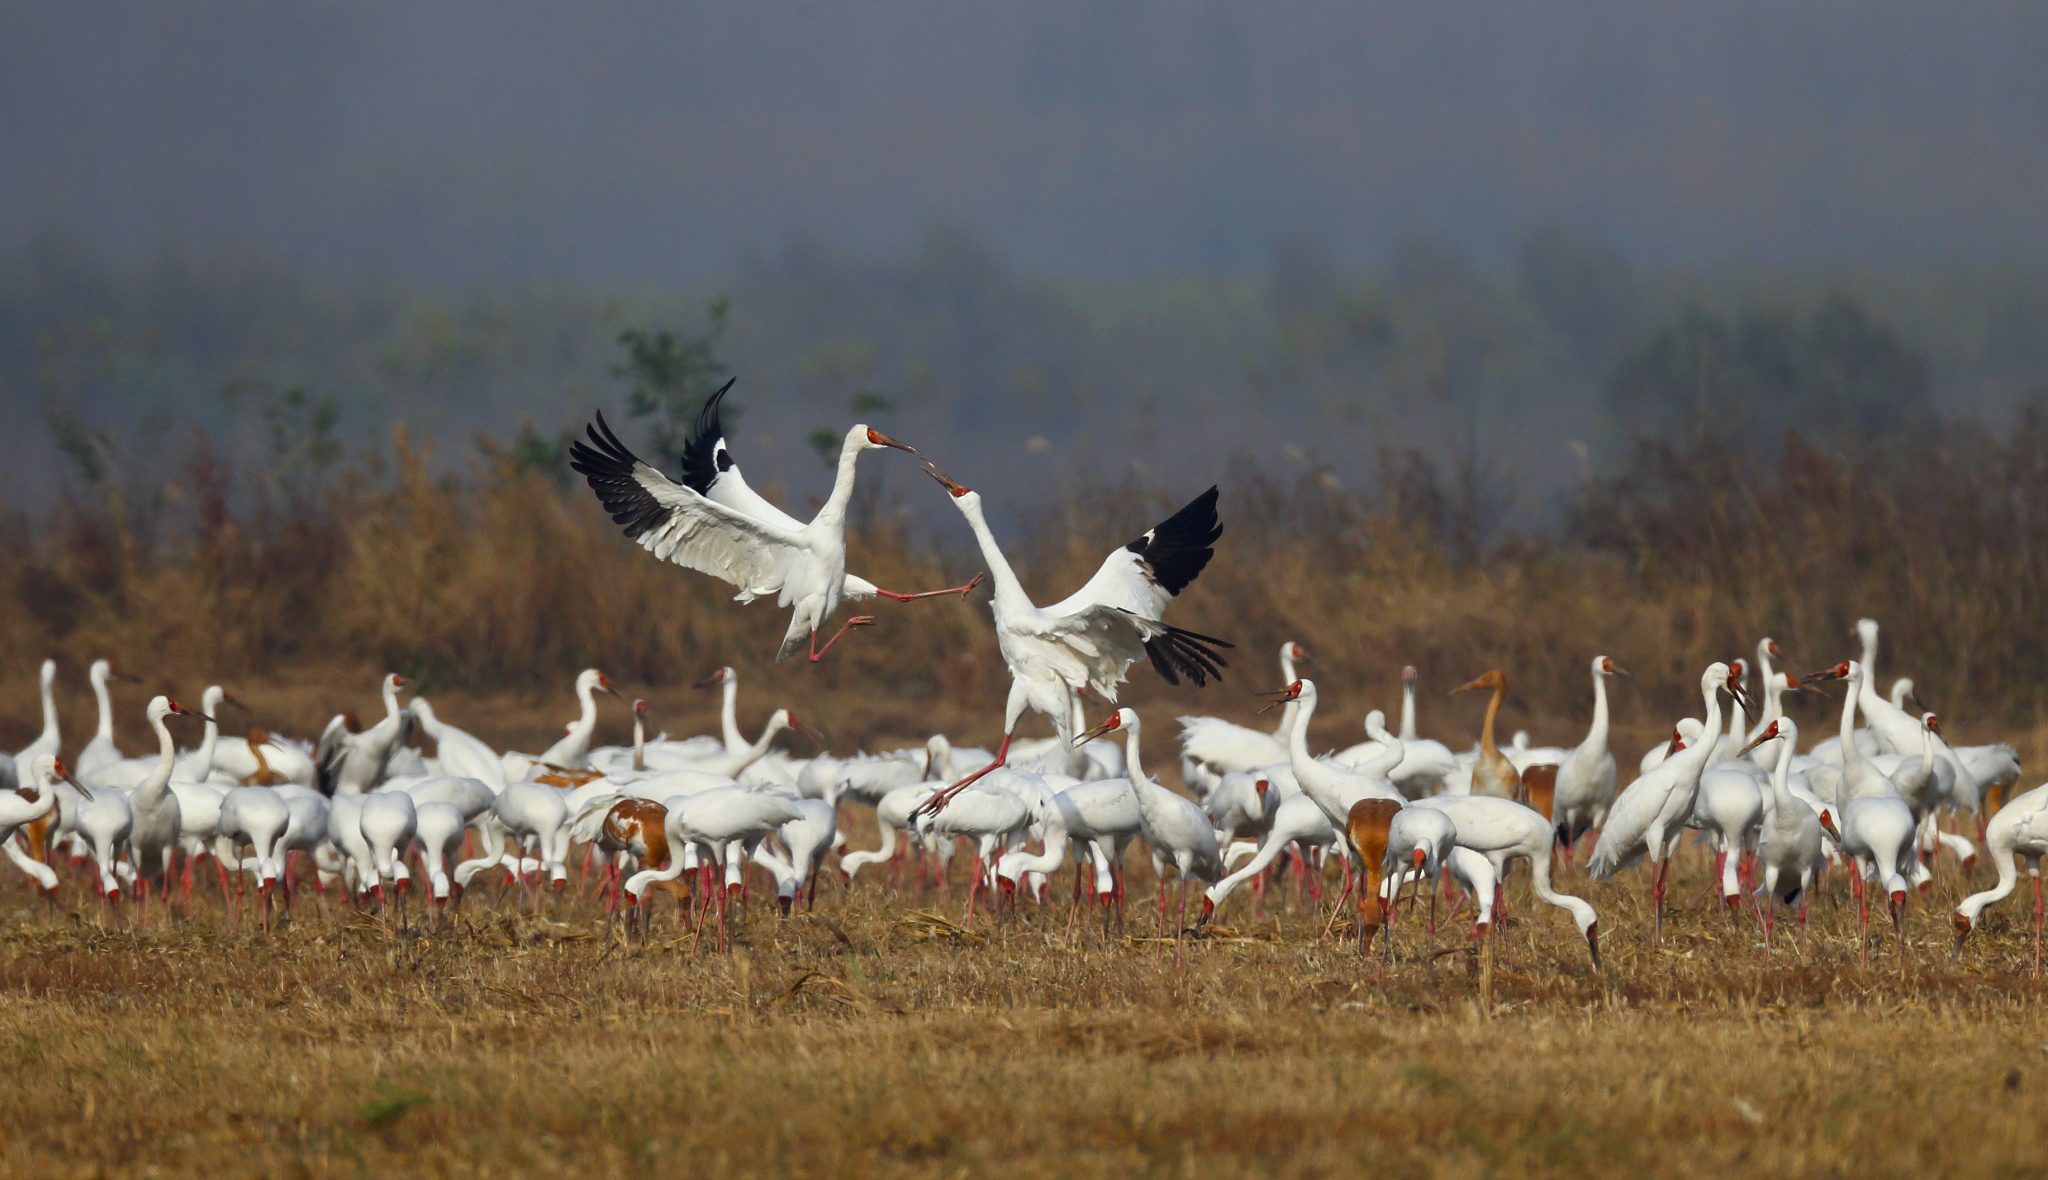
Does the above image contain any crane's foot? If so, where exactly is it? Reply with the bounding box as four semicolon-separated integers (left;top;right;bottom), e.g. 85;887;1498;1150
807;616;877;663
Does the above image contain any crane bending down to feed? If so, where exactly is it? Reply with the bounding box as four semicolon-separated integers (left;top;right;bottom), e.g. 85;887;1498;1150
569;378;983;663
916;461;1230;815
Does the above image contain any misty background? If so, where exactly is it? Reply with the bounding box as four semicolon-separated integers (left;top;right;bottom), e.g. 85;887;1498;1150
6;2;2048;532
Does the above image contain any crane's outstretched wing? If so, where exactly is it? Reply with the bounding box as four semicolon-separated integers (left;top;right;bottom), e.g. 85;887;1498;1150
1043;486;1230;689
677;379;809;533
571;412;809;600
314;714;349;798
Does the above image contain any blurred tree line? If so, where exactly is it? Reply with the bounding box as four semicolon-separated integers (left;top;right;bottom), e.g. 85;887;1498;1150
5;222;2046;550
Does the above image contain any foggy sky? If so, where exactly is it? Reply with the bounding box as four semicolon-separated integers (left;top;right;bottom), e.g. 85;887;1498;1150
6;2;2048;284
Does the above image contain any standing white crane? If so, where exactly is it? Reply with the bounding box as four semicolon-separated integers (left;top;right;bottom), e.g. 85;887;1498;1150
1411;793;1601;967
1259;680;1404;827
2;756;90;895
1742;717;1825;946
1952;783;2048;974
124;695;210;913
407;697;509;789
1549;656;1625;861
1587;661;1744;944
569;380;981;663
1804;660;1916;963
314;673;413;795
914;462;1227;814
1074;708;1221;940
1176;642;1311;794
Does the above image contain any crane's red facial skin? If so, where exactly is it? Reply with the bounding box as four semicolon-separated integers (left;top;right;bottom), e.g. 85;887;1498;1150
1768;640;1783;659
785;712;801;732
391;674;409;689
1253;779;1269;798
1926;715;1941;734
865;427;917;453
1411;847;1427;869
633;698;648;718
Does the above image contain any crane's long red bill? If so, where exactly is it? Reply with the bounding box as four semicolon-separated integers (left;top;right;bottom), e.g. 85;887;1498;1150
921;461;969;495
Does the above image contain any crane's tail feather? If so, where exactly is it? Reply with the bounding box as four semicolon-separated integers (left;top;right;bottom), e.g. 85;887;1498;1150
1145;625;1232;688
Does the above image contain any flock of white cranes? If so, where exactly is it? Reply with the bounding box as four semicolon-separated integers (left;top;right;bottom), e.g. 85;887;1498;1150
2;384;2042;976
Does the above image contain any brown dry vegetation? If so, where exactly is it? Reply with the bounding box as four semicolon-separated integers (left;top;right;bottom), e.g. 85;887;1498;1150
0;840;2044;1178
5;424;2048;1176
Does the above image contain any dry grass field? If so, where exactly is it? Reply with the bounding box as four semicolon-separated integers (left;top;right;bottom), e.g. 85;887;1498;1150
7;432;2048;1176
2;787;2044;1179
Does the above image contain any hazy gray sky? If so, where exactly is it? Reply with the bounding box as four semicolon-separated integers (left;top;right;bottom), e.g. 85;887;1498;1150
6;2;2047;282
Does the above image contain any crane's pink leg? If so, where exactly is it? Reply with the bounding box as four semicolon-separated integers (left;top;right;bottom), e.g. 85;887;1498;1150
1650;855;1667;947
806;616;877;663
917;733;1016;816
871;572;984;601
2034;877;2043;978
1852;870;1869;968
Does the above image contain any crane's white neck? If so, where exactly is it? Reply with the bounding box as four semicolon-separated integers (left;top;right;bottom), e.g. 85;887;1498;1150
382;680;404;722
632;714;646;773
1767;735;1797;814
569;679;598;740
816;432;867;524
953;495;1034;617
1856;628;1883;712
91;664;114;743
1958;820;2020;924
1272;648;1301;741
1837;671;1863;774
1285;692;1342;816
1398;679;1419;743
1120;718;1147;788
721;676;744;754
37;661;58;748
192;687;224;775
1671;679;1725;785
1586;668;1610;751
1360;725;1404;778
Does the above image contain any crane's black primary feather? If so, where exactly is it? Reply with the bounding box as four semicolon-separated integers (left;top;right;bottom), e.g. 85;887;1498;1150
1126;485;1222;596
1139;620;1232;688
678;376;740;494
568;411;670;541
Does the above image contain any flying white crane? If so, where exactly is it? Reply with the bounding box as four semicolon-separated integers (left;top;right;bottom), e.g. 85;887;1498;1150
914;462;1227;813
569;380;981;663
